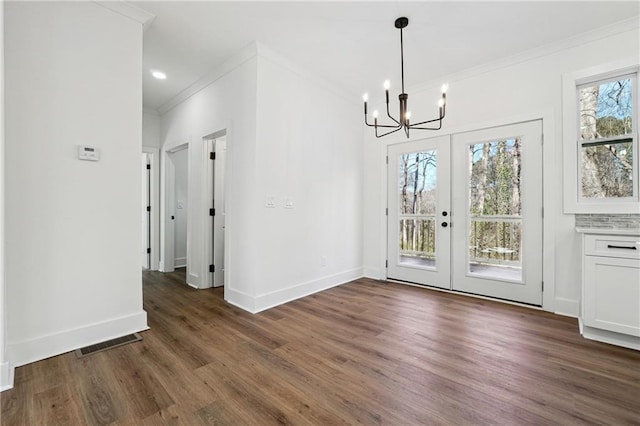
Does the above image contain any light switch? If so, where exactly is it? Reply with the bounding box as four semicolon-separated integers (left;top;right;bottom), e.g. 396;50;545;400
284;197;295;209
78;145;100;161
265;196;276;208
177;200;184;209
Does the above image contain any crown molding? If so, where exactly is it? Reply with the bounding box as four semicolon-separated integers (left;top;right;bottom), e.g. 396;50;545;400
157;43;258;116
95;1;156;32
255;42;356;105
409;14;640;97
143;107;160;116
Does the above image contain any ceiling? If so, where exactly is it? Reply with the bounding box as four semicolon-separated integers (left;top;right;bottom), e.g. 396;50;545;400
135;1;639;111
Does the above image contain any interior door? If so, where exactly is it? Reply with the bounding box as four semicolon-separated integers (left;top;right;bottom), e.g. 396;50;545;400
387;136;451;288
451;121;543;305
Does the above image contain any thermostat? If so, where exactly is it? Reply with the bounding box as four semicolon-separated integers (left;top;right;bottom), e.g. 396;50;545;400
78;145;100;161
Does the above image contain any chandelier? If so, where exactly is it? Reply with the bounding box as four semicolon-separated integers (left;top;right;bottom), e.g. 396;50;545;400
363;17;448;138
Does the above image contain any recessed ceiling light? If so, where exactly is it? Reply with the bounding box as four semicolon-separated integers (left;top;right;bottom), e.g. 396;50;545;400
151;70;167;80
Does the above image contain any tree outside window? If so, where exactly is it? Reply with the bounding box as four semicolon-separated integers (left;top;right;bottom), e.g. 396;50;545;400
578;75;635;199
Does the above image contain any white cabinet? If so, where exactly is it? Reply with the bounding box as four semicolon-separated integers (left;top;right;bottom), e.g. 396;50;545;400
580;232;640;350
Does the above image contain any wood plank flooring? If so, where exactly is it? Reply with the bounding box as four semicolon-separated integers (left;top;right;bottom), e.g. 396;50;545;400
2;270;640;425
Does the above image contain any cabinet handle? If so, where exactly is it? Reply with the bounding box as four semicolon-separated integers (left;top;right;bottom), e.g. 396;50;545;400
607;244;637;250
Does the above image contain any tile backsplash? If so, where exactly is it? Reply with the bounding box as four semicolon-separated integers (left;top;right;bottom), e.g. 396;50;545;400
575;214;640;230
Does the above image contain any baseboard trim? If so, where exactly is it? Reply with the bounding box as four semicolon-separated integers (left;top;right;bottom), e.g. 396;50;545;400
225;287;255;313
7;311;148;369
554;297;579;318
0;362;12;392
253;268;363;313
581;322;640;351
225;268;363;314
363;266;384;280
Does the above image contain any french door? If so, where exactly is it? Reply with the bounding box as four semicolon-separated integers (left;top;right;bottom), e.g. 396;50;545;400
387;121;543;305
388;136;451;289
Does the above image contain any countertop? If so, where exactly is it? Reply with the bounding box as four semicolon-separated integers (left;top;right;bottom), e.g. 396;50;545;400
576;227;640;236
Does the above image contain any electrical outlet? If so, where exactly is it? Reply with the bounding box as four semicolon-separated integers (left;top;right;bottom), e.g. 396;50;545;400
321;256;327;267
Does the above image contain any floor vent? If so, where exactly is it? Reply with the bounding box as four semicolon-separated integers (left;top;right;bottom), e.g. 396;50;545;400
75;333;143;358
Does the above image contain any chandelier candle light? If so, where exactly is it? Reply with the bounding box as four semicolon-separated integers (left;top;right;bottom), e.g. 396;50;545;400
363;17;448;138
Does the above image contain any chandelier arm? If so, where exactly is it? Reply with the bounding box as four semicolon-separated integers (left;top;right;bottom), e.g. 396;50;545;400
408;122;443;131
376;126;403;138
365;115;401;129
386;102;401;125
410;113;445;127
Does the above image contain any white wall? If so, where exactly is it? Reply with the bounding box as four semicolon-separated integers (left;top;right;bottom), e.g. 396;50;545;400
0;0;9;392
159;43;363;312
143;110;161;148
172;148;188;267
251;46;363;311
363;23;640;316
4;2;147;375
160;45;258;291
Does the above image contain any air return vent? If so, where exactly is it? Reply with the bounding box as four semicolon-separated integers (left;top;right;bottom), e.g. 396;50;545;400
75;333;143;358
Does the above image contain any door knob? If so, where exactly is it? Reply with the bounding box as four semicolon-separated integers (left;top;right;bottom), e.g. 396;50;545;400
442;211;448;217
441;222;448;227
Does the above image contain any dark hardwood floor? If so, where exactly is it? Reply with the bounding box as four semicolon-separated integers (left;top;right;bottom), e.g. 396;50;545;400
2;270;640;425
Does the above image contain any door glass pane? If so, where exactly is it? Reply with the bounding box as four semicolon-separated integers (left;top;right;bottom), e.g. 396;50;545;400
468;139;522;281
398;150;437;268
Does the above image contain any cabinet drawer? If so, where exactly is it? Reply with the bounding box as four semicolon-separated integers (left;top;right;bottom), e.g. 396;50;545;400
584;234;640;259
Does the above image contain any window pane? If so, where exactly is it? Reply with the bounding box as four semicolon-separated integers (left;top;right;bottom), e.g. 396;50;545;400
581;141;634;198
468;140;522;281
399;218;436;268
398;150;437;215
579;78;633;141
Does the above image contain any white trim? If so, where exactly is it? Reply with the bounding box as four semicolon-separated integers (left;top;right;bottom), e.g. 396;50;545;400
256;42;354;104
0;362;12;392
225;287;256;313
253;268;363;314
157;43;257;115
95;1;156;31
142;146;160;271
581;320;640;351
161;141;189;272
554;297;580;318
363;266;385;280
562;57;640;214
174;257;187;268
6;311;148;368
95;1;155;31
226;268;363;314
143;107;160;116
402;16;640;105
0;0;6;394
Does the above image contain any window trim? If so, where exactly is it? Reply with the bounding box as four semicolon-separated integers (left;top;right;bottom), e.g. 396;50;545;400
562;58;640;213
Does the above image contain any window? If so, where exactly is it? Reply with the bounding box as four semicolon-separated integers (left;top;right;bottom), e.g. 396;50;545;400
562;58;640;213
577;75;635;200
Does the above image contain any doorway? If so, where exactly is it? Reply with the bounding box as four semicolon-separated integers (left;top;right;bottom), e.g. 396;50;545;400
204;133;227;288
387;121;543;305
141;153;151;270
166;145;189;271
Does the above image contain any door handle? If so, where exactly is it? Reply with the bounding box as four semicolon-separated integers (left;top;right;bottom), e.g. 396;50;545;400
442;211;448;217
441;222;448;228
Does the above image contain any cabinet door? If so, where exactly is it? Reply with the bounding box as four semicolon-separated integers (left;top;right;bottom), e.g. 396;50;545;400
584;256;640;336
